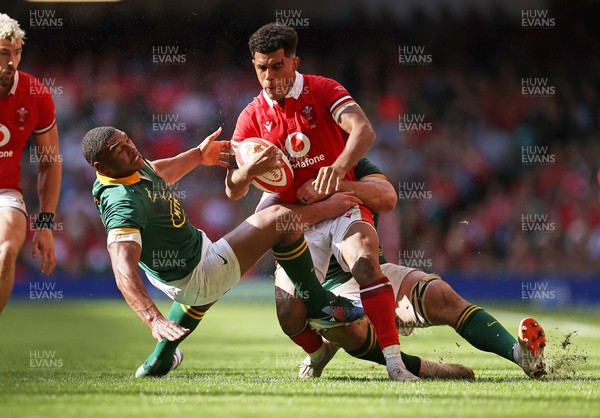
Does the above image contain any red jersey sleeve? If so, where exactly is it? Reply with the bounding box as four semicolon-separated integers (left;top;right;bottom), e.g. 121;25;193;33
319;77;357;124
232;105;261;147
32;81;56;134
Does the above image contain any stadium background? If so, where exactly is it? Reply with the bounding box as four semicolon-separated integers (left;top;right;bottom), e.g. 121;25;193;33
2;0;599;306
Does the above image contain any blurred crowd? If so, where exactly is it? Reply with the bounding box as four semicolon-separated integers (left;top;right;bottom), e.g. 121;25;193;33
12;5;600;281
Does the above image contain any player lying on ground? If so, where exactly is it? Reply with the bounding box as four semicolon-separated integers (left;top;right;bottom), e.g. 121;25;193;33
228;22;417;381
81;126;365;377
264;160;547;379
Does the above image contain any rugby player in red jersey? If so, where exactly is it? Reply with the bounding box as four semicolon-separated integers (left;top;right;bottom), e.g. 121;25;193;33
269;162;546;380
0;14;61;314
227;23;417;380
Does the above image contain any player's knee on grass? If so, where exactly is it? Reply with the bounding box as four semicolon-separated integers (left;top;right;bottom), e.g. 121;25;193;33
275;286;308;336
422;279;470;326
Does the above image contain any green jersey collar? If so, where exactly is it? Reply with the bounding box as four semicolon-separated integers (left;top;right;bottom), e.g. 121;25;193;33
96;171;141;185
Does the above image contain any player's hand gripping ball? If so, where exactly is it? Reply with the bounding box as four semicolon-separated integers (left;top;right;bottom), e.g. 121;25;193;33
234;137;294;193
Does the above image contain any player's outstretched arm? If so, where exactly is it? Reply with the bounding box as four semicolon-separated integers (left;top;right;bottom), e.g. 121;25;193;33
108;240;189;342
32;124;61;276
152;127;229;185
225;145;282;200
314;106;376;195
297;175;397;213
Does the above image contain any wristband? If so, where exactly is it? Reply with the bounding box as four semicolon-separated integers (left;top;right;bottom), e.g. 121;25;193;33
34;212;55;230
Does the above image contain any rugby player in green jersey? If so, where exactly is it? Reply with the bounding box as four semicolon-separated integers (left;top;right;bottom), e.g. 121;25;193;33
267;158;547;379
82;126;366;377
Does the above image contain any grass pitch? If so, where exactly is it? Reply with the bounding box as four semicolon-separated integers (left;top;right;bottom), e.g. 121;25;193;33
0;293;599;418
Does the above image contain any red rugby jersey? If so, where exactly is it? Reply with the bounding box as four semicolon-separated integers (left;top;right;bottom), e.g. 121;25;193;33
233;72;358;204
0;71;56;191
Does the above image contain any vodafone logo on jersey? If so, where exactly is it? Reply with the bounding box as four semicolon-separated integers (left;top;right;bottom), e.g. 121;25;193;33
284;132;326;169
284;132;311;158
0;124;11;147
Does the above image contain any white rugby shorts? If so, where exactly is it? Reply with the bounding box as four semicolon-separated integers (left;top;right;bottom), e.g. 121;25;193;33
146;231;241;306
302;204;376;279
0;189;27;216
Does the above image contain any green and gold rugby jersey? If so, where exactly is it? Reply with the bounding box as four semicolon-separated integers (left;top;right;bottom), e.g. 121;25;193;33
92;160;202;283
322;158;388;292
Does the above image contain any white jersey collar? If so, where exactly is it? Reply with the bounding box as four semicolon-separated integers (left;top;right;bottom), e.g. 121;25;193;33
262;72;304;107
9;71;19;95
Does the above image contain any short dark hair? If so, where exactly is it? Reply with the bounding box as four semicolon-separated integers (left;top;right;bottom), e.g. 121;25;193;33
248;23;298;58
82;126;115;166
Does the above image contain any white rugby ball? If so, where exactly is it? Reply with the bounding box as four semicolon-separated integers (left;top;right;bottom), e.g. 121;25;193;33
234;137;294;194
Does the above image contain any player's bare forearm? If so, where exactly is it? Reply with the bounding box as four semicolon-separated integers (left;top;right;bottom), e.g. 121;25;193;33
153;127;228;185
225;145;282;200
314;108;375;195
297;175;395;212
335;107;376;174
152;148;203;185
226;166;252;200
37;162;61;212
339;177;397;213
265;193;362;227
108;242;164;328
34;126;61;213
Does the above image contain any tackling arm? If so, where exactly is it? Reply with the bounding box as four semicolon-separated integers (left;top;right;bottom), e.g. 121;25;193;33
297;175;397;213
256;192;363;227
338;176;397;213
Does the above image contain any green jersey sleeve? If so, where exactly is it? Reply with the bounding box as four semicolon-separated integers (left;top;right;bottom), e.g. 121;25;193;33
100;188;150;232
355;158;384;178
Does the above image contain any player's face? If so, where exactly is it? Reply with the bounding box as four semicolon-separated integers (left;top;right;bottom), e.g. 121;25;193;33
96;130;144;178
253;48;299;101
0;38;22;88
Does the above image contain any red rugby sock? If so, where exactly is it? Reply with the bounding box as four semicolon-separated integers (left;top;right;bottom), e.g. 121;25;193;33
290;324;323;354
360;277;399;349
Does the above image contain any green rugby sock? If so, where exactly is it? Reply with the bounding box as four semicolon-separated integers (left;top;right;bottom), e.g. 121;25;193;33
455;305;517;362
346;322;422;376
273;236;332;316
142;302;206;375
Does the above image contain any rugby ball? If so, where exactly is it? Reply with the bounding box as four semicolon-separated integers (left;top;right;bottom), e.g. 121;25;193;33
234;137;294;194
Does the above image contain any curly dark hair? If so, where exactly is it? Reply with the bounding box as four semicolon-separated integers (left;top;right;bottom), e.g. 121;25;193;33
248;23;298;58
81;126;115;165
